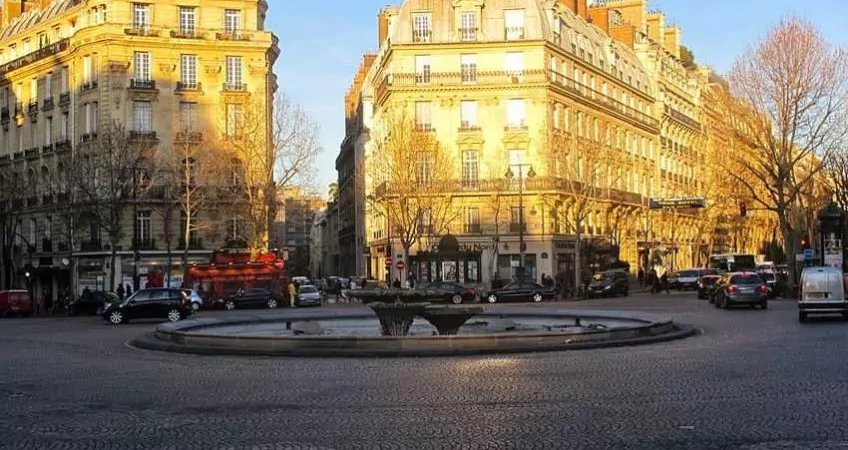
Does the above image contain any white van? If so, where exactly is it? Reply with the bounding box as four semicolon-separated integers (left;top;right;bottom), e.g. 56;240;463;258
798;266;848;322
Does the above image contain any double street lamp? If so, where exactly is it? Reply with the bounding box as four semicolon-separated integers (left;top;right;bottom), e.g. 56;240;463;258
505;164;535;280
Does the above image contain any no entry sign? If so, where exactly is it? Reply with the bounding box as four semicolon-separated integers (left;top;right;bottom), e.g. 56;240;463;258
384;257;393;267
396;260;406;271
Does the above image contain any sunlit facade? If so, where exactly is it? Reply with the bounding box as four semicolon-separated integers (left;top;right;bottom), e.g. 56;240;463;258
0;0;278;299
339;0;775;285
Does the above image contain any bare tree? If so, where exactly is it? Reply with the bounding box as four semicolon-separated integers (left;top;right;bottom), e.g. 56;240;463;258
724;18;848;287
370;111;458;278
0;170;25;289
546;121;628;293
223;93;322;252
71;121;155;290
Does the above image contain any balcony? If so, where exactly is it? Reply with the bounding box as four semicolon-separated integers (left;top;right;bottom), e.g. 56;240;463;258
129;79;156;90
81;132;98;142
412;29;432;43
458;123;481;132
458;27;477;41
0;39;69;74
27;101;38;114
415;123;435;132
41;239;53;253
129;130;158;141
26;196;39;207
57;242;69;252
175;81;202;92
42;194;53;204
170;29;204;39
177;238;203;250
375;70;547;104
80;240;103;252
58;92;71;106
504;122;528;131
216;31;250;41
42;97;54;111
24;147;39;159
134;238;157;251
80;80;98;91
509;223;527;233
505;26;525;40
14;102;24;118
664;105;701;131
549;70;659;131
175;131;203;142
125;27;160;37
54;140;71;153
222;83;247;92
463;224;482;234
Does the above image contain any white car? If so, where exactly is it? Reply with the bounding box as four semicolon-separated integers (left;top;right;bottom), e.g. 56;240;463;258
182;289;203;311
296;285;321;307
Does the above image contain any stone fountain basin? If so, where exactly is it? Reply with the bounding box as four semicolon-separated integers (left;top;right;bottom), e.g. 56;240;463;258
131;306;695;357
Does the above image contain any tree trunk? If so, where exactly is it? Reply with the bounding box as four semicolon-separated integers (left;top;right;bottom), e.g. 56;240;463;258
109;237;118;292
778;214;797;292
574;221;582;299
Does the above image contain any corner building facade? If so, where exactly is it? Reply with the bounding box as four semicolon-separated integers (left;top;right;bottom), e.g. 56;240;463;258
0;0;278;301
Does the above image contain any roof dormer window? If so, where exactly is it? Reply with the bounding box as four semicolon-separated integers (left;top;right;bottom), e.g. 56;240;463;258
504;9;525;40
412;12;432;43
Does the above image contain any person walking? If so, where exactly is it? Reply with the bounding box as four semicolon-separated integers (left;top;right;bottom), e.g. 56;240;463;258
637;268;645;288
116;284;125;300
287;281;297;308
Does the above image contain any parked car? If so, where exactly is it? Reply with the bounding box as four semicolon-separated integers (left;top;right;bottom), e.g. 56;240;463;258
587;270;629;298
182;289;204;311
295;285;322;307
221;288;283;310
712;272;769;310
486;281;556;303
73;291;120;316
414;282;479;304
674;268;716;290
697;275;721;300
0;290;33;317
798;266;848;322
101;288;193;324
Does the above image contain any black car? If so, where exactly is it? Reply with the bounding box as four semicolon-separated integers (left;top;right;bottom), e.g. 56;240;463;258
72;291;120;315
102;288;193;324
222;288;282;310
486;281;556;303
414;282;479;304
712;272;769;310
587;270;629;298
697;275;721;300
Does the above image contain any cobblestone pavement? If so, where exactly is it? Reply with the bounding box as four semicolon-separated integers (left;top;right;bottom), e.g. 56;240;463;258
2;293;848;449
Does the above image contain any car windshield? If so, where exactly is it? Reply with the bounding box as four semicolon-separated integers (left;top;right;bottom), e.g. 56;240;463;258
679;270;699;277
702;277;719;286
300;286;317;293
592;273;611;281
731;274;763;285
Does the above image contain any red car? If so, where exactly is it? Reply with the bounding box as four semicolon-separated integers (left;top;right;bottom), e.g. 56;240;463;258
0;290;33;317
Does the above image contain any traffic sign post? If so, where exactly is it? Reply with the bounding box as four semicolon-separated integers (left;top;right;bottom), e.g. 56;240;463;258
804;248;814;260
384;257;393;267
396;260;406;271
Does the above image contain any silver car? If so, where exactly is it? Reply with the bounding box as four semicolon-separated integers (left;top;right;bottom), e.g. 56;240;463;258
296;285;322;307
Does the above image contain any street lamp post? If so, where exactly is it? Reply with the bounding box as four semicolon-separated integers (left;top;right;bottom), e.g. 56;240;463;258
505;164;536;280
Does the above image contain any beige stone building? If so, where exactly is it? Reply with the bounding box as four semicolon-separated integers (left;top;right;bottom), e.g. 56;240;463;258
0;0;278;301
338;0;776;287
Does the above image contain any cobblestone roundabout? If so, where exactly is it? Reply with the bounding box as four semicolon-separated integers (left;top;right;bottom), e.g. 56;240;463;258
3;294;848;449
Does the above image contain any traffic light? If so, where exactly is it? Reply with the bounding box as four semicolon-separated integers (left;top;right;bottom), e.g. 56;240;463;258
740;203;747;217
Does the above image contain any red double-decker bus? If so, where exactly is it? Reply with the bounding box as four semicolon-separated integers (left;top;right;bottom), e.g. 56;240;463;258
184;251;287;303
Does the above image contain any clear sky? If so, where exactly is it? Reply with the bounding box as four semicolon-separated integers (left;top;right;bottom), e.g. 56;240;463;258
267;0;848;197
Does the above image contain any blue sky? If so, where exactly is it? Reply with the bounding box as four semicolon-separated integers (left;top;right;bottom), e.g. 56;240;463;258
267;0;848;196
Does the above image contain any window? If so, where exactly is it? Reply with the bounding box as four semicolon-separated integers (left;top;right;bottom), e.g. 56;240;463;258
506;99;526;128
180;54;197;88
464;207;480;233
45;117;53;146
9;44;16;61
459;12;477;41
60;113;69;140
133;3;150;30
30;78;37;101
412;13;432;43
414;55;430;84
29;219;37;247
460;100;477;129
460;54;477;83
510;206;525;225
414;101;432;131
179;102;198;133
136;211;152;246
84;102;99;134
504;9;525;40
505;52;524;79
553;103;561;129
82;56;92;84
60;67;68;93
228;218;243;239
23;39;31;56
224;9;242;36
462;151;479;187
226;103;243;136
38;32;49;49
134;52;151;81
179;7;196;36
133;101;152;132
45;73;53;99
225;56;243;89
508;149;530;178
415;152;433;185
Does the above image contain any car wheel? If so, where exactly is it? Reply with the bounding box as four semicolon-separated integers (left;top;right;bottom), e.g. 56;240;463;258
532;293;543;303
108;310;125;325
799;311;807;322
488;294;498;303
167;309;182;322
451;294;463;304
191;302;200;312
267;298;279;309
225;300;236;311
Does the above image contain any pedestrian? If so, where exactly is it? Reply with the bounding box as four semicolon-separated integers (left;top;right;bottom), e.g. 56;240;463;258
287;281;297;308
392;278;401;289
116;283;125;300
637;268;645;287
125;284;133;298
660;271;670;294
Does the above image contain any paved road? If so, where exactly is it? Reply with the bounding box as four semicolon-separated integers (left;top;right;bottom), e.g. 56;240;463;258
2;293;848;449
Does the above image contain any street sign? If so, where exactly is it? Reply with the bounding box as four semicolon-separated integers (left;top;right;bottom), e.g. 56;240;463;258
384;257;393;267
795;253;805;262
804;248;814;260
649;197;706;210
396;260;406;271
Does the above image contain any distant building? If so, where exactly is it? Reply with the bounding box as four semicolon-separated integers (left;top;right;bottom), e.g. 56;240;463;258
273;188;323;277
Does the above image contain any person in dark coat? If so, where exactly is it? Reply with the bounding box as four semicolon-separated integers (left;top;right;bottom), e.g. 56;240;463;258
392;278;402;289
637;268;645;287
116;284;125;300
